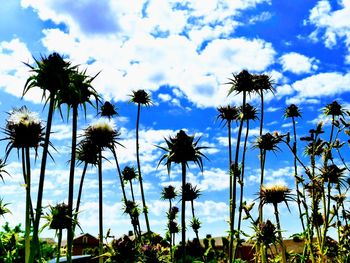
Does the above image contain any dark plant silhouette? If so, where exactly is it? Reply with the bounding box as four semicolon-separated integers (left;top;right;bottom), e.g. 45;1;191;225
23;53;74;260
158;130;207;261
130;89;152;234
2;106;44;263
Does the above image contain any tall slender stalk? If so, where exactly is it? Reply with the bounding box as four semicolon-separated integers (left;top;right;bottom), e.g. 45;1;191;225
24;147;31;263
181;162;186;262
98;149;104;263
273;204;287;263
32;96;55;259
67;106;78;263
135;103;151;233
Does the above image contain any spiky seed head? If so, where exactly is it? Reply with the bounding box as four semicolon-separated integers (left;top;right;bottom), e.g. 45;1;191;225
123;200;140;217
217;105;239;126
4;106;44;150
48;203;71;230
254;132;281;152
0;198;10;217
24;52;72;96
239;103;258;121
284;104;301;119
182;183;201;201
168;220;180;234
100;101;118;119
122;166;138;182
323;100;344;117
83;120;120;149
227;69;255;96
257;220;277;245
260;184;293;206
190;217;201;231
168;206;179;220
321;164;346;185
252;74;275;93
129;89;152;106
76;140;99;165
158;129;208;173
161;185;177;200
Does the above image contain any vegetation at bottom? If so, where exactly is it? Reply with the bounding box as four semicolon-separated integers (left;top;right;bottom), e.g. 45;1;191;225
0;53;349;262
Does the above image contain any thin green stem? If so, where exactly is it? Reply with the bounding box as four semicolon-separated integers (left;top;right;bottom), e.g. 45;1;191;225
73;162;88;233
136;103;150;233
32;95;55;262
98;149;103;263
56;229;62;263
274;203;287;263
25;147;31;263
67;106;78;263
181;161;186;262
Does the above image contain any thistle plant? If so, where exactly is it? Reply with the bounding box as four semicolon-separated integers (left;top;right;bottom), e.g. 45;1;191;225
161;185;177;262
182;183;201;240
216;105;238;236
100;101;118;119
158;130;207;261
130;89;153;234
284;104;307;231
55;67;100;262
82;120;120;263
74;139;99;233
0;198;10;218
226;69;256;262
2;106;44;263
259;184;294;263
23;53;75;260
42;203;71;263
122;166;141;236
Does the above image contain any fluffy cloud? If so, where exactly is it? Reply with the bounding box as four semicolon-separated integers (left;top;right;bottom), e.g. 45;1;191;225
307;0;350;62
279;52;318;74
287;72;350;104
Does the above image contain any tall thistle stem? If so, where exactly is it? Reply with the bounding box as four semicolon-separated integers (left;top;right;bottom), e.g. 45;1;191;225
273;203;287;263
32;95;55;261
67;106;78;263
230;92;246;263
74;162;88;233
181;161;187;262
136;103;150;233
98;149;104;263
24;147;31;263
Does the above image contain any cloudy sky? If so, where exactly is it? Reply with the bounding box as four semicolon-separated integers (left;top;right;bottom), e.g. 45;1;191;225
1;0;350;241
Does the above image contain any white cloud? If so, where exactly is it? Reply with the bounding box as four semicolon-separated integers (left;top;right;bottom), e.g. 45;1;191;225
286;72;350;104
307;0;350;62
279;52;318;74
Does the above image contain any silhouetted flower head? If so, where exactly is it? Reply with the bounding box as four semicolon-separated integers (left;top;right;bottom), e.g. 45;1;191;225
321;164;346;185
100;101;118;119
168;206;179;220
284;104;302;119
83;120;121;149
122;166;138;182
254;132;281;152
24;52;73;96
216;105;239;126
47;203;71;230
239;103;259;121
323;100;344;117
129;89;152;106
190;217;201;231
123;200;140;218
257;220;277;245
227;70;255;96
0;198;10;218
76;139;99;165
56;68;99;111
252;74;275;94
161;185;177;200
3;106;44;157
158;130;208;173
168;220;180;234
259;184;294;209
182;183;201;201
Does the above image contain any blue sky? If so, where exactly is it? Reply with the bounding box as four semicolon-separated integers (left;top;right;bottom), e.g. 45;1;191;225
1;0;350;241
